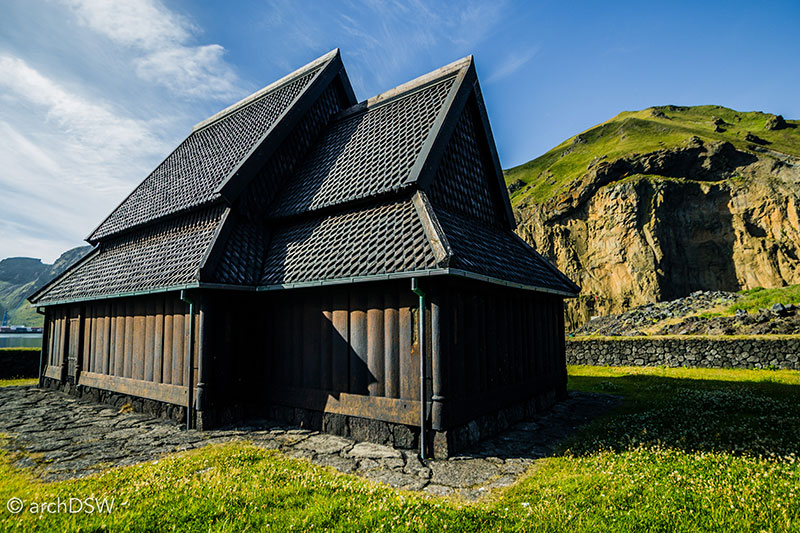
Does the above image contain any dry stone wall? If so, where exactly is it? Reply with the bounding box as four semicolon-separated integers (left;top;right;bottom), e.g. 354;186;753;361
566;337;800;370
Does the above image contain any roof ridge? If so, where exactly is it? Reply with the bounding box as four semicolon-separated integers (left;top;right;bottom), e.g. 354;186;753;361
192;49;339;133
334;55;472;121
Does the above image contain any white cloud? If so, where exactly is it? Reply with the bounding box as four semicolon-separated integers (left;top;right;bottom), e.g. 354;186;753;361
487;46;539;83
0;55;169;262
135;44;241;100
61;0;243;100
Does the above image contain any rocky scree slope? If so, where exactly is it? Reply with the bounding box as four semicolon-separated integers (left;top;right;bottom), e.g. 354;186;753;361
572;289;800;337
506;106;800;329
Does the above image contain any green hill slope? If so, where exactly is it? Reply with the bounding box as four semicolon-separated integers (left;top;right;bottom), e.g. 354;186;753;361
506;105;800;330
0;247;92;327
505;105;800;209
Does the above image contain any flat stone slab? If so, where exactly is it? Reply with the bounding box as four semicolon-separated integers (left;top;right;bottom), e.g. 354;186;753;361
0;386;617;499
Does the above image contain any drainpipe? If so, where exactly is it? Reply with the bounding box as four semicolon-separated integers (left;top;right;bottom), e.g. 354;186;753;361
35;307;47;388
411;278;426;460
180;290;195;431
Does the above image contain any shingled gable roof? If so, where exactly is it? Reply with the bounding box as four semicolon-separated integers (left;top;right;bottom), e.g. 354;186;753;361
207;56;578;296
87;49;355;243
31;52;578;307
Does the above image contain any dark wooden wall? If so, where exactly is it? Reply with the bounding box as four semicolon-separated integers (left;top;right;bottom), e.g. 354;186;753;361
209;278;565;431
207;281;428;427
436;278;566;428
43;294;198;405
39;278;567;431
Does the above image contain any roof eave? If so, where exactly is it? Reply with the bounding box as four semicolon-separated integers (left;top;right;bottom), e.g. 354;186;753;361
28;246;100;305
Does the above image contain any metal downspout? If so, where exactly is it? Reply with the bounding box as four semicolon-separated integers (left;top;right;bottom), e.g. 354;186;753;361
411;278;426;460
180;290;195;431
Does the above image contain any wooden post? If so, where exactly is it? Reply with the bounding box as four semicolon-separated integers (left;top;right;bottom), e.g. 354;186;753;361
383;290;399;398
367;291;384;397
431;287;444;430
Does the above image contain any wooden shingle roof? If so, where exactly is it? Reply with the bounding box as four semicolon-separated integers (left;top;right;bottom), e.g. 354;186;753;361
31;52;578;306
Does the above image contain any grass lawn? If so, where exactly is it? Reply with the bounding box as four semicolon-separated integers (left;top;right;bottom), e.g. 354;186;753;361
1;366;799;531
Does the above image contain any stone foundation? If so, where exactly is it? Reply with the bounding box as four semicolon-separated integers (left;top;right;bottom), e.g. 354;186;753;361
40;376;561;458
40;376;187;424
265;387;559;458
567;336;800;369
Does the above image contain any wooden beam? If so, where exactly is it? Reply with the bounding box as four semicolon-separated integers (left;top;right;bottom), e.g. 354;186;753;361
269;386;423;426
79;371;188;406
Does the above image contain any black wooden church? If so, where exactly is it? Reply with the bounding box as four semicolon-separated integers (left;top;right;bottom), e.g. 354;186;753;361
30;50;579;457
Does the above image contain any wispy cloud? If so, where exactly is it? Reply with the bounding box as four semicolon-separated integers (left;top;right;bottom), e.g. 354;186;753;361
259;0;508;96
61;0;243;100
487;46;539;83
0;54;169;261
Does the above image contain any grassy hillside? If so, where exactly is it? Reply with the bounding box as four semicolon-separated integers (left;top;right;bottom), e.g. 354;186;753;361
0;246;91;327
504;105;800;207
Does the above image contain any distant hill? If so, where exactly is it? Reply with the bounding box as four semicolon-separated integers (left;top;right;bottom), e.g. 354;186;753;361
0;246;92;327
505;105;800;329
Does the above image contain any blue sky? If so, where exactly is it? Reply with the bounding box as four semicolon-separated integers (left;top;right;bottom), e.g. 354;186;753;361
1;0;799;262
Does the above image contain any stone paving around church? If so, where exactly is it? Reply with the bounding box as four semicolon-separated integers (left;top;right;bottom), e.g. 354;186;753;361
0;386;617;501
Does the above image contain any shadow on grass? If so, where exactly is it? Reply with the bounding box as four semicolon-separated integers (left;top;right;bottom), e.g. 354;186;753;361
562;373;800;459
461;372;800;462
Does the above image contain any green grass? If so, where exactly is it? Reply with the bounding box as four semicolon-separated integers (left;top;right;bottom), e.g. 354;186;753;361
2;366;799;531
699;283;800;318
504;104;800;207
0;378;37;387
729;284;800;313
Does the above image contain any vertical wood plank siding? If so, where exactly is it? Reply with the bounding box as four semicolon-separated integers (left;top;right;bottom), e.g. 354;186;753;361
42;278;566;429
46;295;196;394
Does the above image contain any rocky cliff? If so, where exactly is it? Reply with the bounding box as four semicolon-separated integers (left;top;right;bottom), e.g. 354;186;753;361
0;246;91;326
505;106;800;329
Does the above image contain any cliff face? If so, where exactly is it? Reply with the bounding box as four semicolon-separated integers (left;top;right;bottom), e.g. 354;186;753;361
507;107;800;330
0;246;91;326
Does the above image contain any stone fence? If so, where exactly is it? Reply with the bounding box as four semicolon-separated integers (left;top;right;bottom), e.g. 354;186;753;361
566;336;800;370
0;348;41;379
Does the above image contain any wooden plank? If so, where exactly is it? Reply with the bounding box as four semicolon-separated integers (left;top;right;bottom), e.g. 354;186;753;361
269;386;424;427
383;290;399;398
485;291;497;391
467;294;481;394
293;297;304;388
153;297;164;383
57;311;66;367
101;303;111;375
132;300;146;381
274;294;287;385
399;290;419;401
44;365;62;380
477;292;487;392
349;288;368;395
114;303;125;377
83;305;93;373
109;304;118;375
162;298;173;384
320;293;332;391
143;299;155;381
79;371;188;405
172;300;185;386
302;293;319;389
331;289;349;392
123;300;134;378
452;291;466;399
367;291;385;397
47;313;55;366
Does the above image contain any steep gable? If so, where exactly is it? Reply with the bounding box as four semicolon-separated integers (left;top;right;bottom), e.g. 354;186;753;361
89;50;353;243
